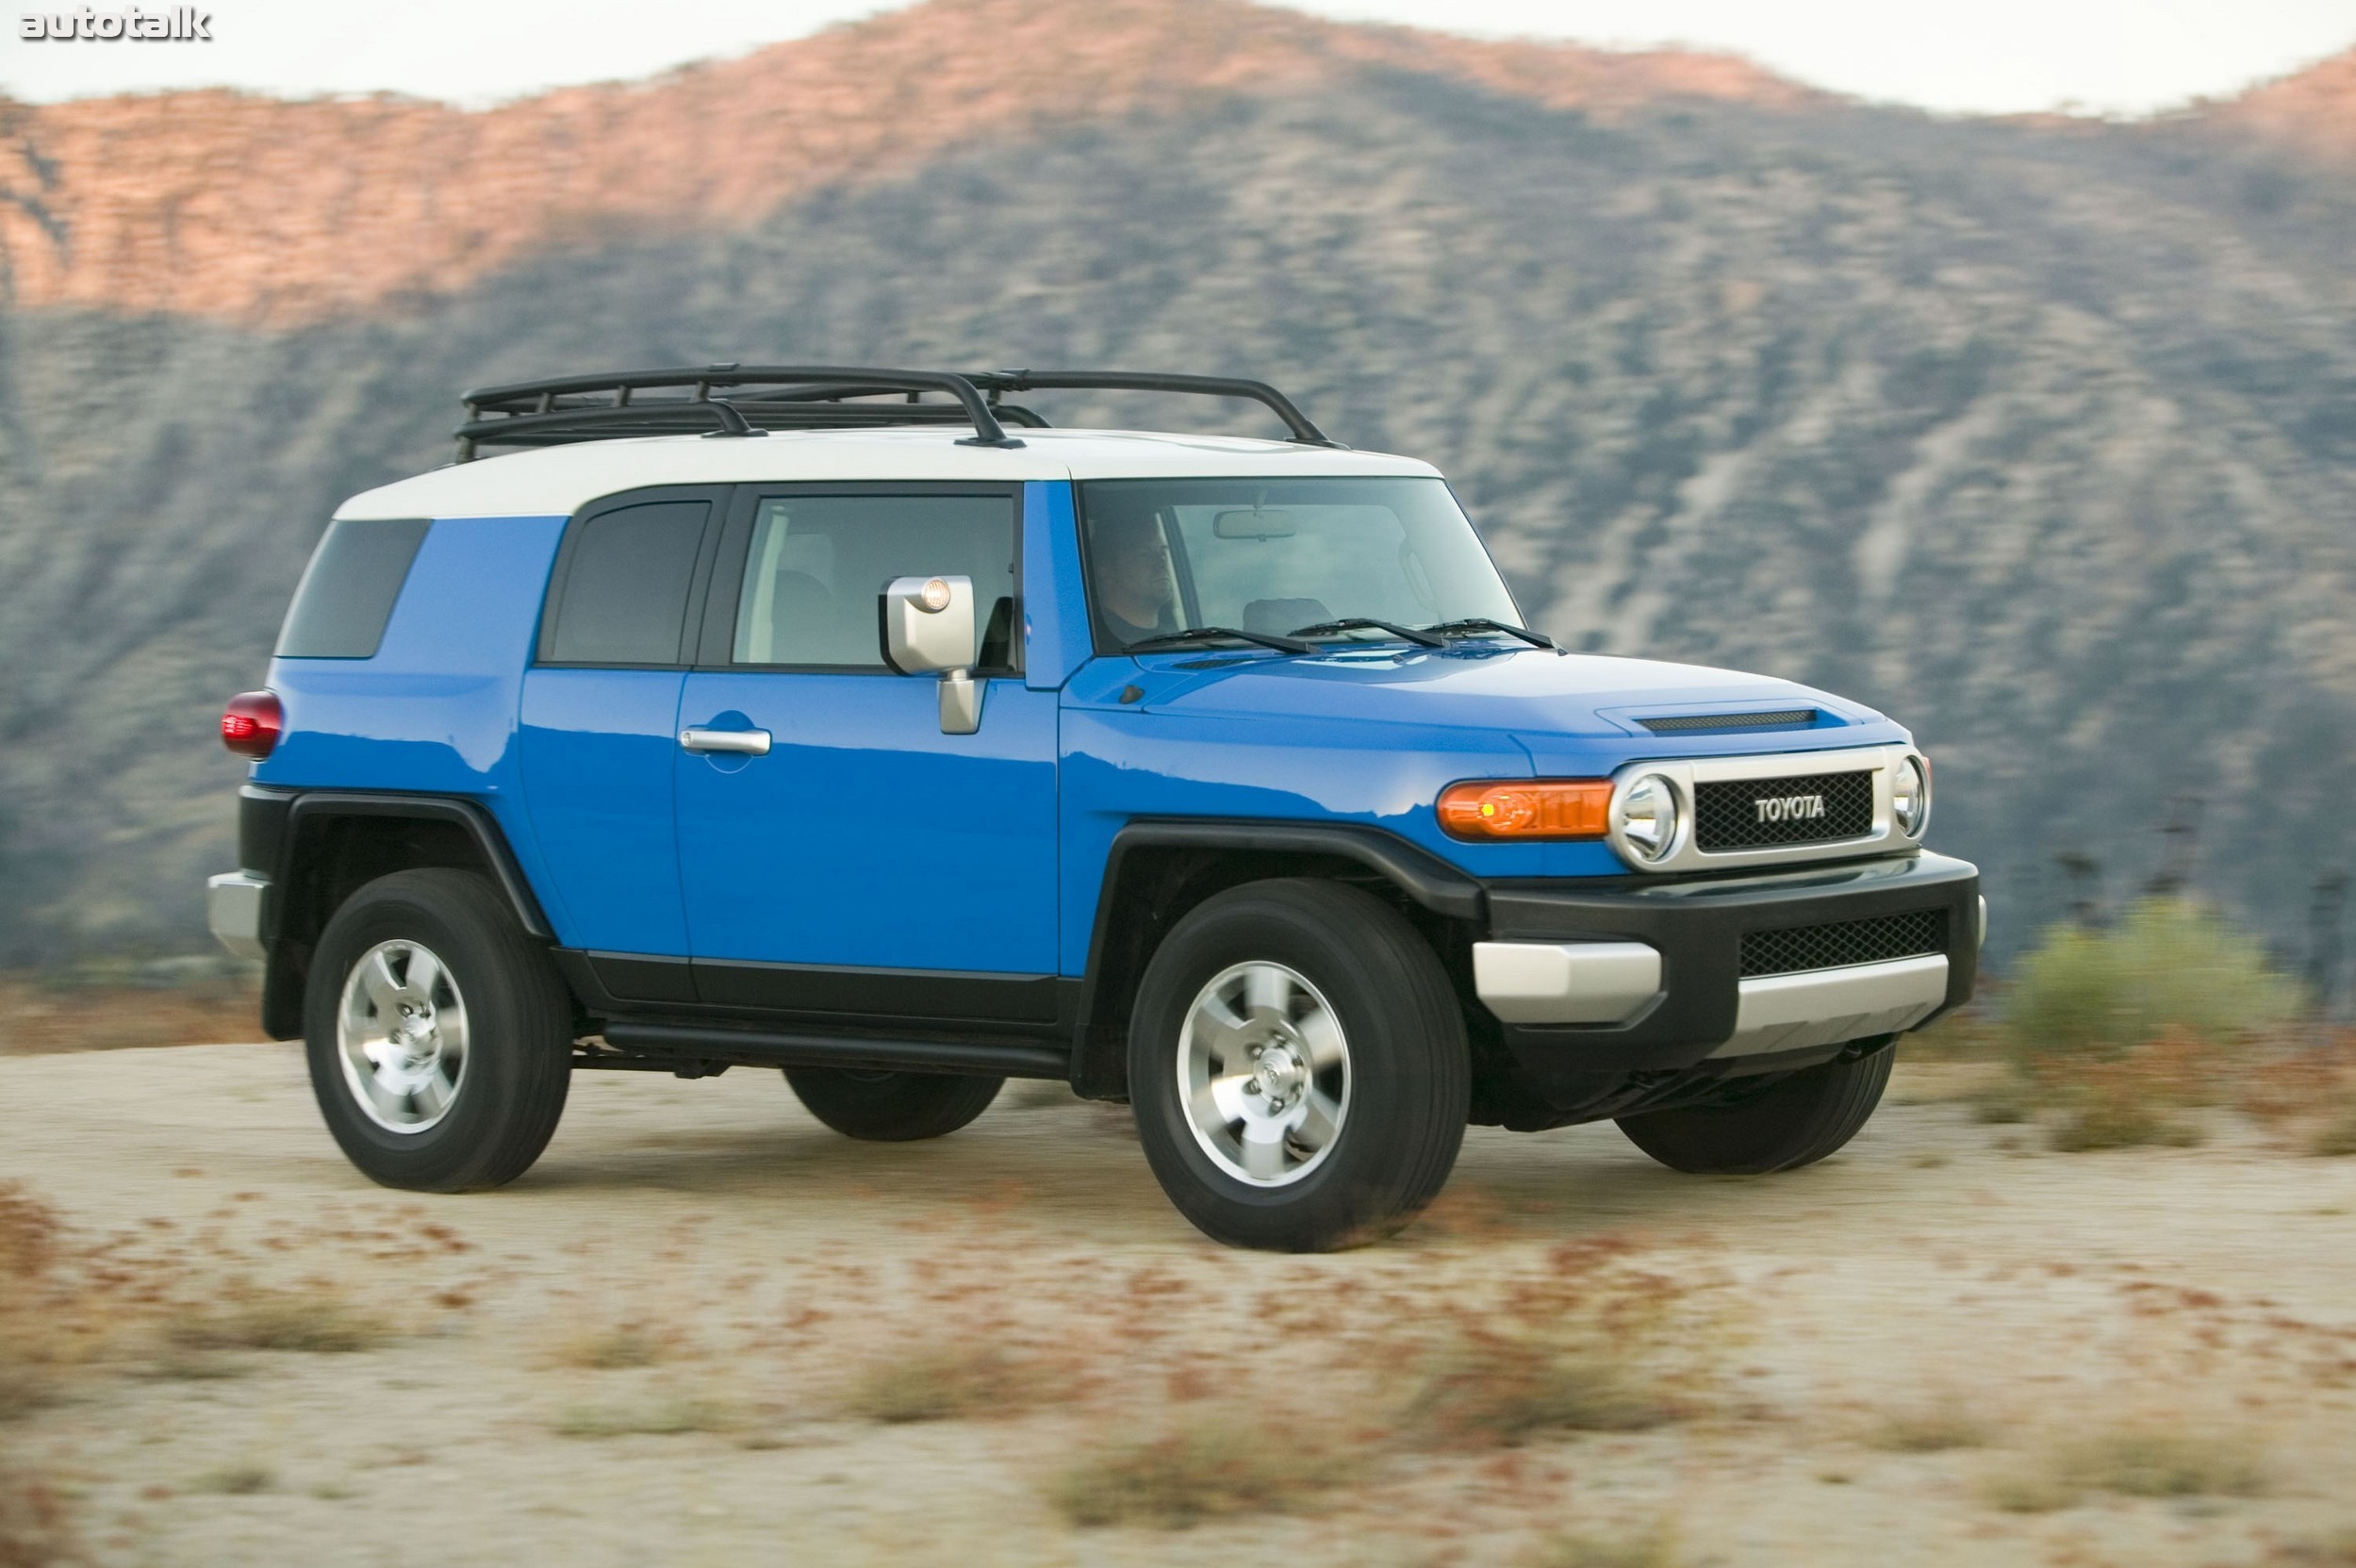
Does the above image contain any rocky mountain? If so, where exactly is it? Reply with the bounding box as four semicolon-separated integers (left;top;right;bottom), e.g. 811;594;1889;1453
2;0;2353;986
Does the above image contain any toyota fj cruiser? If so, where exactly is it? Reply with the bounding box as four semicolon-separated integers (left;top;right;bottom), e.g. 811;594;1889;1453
208;365;1980;1252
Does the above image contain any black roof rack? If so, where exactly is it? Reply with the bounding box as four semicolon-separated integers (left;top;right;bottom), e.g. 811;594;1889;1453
453;364;1340;461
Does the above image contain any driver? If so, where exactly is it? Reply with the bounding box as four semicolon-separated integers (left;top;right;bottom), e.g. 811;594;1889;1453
1090;504;1179;648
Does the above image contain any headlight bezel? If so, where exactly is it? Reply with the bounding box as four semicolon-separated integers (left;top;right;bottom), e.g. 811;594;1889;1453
1610;771;1686;867
1891;753;1932;838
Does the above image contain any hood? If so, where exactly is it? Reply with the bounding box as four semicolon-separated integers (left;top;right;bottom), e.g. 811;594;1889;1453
1123;644;1903;757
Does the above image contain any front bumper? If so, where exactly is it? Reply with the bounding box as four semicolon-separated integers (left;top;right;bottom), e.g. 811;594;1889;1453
1474;850;1980;1083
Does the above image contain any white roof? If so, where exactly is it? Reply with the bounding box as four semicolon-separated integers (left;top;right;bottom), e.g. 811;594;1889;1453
335;426;1443;520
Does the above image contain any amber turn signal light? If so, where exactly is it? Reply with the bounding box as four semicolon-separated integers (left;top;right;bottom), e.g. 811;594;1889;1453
1437;779;1612;841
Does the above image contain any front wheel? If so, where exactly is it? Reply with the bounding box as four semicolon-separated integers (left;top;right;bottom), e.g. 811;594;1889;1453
783;1068;1003;1141
1614;1041;1895;1175
1129;879;1469;1252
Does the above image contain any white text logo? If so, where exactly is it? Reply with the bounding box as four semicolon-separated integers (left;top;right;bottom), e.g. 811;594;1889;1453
19;7;210;40
1755;794;1826;824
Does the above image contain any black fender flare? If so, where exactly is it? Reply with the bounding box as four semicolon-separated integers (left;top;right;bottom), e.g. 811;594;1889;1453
249;789;552;1040
270;790;552;941
1069;818;1485;1098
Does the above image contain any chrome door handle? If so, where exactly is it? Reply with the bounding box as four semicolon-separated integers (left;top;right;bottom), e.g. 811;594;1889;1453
679;727;771;756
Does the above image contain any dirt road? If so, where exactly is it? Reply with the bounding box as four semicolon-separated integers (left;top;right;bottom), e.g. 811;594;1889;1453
5;1043;2353;1566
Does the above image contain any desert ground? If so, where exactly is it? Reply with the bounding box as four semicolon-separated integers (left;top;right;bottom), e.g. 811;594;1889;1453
4;1040;2353;1567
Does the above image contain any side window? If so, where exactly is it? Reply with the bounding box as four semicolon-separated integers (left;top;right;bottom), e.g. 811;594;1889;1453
276;517;430;659
543;500;712;667
731;494;1016;671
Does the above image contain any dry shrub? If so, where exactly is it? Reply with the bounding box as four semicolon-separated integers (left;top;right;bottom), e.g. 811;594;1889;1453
1899;1005;2006;1064
1966;1079;2032;1125
2311;1102;2356;1158
1980;1469;2080;1514
2007;900;2300;1065
1407;1336;1671;1445
1529;1526;1681;1568
0;1191;57;1280
139;1345;252;1382
552;1396;740;1439
843;1341;1049;1424
2237;1041;2351;1125
2268;1530;2356;1565
2233;1031;2356;1153
2056;1428;2266;1499
1051;1411;1359;1528
2046;1032;2215;1150
547;1324;668;1371
1952;902;2308;1149
1983;1426;2266;1511
1864;1401;1993;1453
188;1463;273;1496
170;1284;389;1354
1399;1241;1707;1448
0;1461;81;1568
0;973;259;1054
0;1187;74;1420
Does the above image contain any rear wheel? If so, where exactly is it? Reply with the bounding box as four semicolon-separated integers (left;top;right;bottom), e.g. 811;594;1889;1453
304;868;573;1192
1614;1040;1895;1175
1128;879;1469;1252
783;1068;1003;1142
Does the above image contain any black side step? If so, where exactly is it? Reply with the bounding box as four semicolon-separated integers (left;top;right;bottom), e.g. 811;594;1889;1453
597;1021;1068;1080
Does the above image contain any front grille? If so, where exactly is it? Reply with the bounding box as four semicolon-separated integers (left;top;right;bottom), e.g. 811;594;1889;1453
1693;768;1873;850
1740;909;1948;978
1639;709;1817;735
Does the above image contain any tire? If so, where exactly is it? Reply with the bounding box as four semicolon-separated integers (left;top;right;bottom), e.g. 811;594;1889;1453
304;868;573;1192
1128;879;1469;1252
783;1067;1003;1142
1614;1041;1896;1176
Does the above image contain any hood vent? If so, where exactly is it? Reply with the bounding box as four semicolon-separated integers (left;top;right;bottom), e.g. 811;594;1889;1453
1639;708;1818;735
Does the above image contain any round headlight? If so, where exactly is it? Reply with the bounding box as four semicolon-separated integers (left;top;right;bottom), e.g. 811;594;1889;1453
1892;754;1931;837
917;577;953;613
1615;773;1681;865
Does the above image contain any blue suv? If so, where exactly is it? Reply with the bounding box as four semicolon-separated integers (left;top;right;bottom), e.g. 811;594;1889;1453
208;365;1980;1252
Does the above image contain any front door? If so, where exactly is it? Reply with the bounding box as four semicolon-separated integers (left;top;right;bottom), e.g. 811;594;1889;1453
673;486;1060;1023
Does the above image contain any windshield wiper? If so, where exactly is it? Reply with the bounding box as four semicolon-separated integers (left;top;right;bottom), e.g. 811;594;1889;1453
1288;617;1447;649
1124;626;1318;655
1421;617;1557;650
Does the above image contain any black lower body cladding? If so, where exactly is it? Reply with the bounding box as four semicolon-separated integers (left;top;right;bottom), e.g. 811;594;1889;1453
1483;851;1980;1097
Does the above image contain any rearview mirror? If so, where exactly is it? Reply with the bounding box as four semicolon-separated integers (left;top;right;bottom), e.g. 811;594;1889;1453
879;574;984;734
1212;508;1295;540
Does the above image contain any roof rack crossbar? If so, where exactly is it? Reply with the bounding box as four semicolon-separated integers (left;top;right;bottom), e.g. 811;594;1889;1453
457;365;1024;460
454;399;1055;450
969;370;1341;447
452;364;1335;459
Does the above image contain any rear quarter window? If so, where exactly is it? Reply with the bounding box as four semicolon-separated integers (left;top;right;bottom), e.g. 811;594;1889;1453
275;518;432;659
540;498;714;667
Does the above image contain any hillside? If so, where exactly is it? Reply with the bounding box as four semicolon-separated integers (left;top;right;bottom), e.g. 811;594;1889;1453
2;0;2353;978
0;0;1810;322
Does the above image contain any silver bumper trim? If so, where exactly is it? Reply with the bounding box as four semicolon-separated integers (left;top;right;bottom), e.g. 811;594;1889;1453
1710;953;1949;1060
206;872;271;961
1473;940;1662;1025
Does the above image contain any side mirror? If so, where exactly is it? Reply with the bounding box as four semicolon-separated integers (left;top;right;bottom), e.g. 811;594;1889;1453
879;574;984;734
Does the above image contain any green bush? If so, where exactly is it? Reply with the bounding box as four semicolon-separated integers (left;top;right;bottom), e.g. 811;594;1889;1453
2005;900;2300;1068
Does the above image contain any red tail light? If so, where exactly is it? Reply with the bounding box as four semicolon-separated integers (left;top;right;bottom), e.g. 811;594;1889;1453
221;690;283;759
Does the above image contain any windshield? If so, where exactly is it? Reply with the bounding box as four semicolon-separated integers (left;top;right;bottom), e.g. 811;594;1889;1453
1078;477;1522;653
